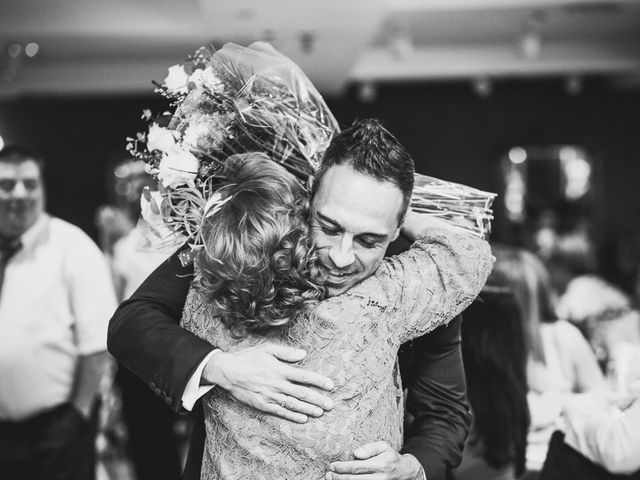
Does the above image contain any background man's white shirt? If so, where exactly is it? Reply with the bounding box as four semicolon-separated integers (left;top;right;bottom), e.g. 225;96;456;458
0;215;116;420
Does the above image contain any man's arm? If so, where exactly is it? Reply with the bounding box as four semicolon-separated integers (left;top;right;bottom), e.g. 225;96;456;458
71;351;110;419
397;215;475;476
401;316;472;479
107;245;334;420
107;245;211;411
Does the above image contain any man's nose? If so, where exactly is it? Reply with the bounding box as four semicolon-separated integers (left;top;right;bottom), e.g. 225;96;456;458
11;181;28;198
328;236;355;269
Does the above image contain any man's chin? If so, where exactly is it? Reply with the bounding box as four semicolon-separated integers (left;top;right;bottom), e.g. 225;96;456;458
325;281;353;297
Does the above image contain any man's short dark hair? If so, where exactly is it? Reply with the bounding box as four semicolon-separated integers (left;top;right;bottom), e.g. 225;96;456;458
312;119;415;224
0;144;45;174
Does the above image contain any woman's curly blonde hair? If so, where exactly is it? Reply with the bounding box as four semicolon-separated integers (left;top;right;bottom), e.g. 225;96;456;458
193;152;326;337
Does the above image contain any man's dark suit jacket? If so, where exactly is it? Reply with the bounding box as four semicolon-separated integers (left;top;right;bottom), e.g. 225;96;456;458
107;239;472;480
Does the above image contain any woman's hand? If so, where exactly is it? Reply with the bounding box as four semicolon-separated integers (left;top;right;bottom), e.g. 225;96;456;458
327;442;424;480
203;343;335;423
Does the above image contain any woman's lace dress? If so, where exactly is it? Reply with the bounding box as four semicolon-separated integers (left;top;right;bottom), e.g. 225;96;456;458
181;226;493;480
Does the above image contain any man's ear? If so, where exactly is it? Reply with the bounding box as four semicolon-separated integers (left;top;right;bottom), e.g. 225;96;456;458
391;227;401;242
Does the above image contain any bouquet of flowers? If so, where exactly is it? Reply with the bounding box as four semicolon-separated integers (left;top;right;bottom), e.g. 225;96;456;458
411;173;496;238
129;41;495;260
127;41;339;257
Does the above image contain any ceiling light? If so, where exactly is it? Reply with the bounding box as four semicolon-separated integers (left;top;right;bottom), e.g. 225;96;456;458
262;29;277;44
517;10;545;61
566;75;583;96
389;32;413;61
559;146;578;162
234;8;253;21
357;82;377;103
25;42;39;58
472;77;493;97
299;31;315;54
518;30;541;60
7;43;22;59
508;147;527;164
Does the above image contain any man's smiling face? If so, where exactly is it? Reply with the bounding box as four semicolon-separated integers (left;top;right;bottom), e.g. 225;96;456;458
310;163;404;296
0;159;44;240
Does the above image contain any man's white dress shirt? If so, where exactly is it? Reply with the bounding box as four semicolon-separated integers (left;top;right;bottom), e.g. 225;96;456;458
0;215;116;421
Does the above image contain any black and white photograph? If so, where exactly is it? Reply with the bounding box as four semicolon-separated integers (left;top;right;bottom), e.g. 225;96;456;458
1;1;639;479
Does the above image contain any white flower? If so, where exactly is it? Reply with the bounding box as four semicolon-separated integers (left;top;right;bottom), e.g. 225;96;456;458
188;69;206;88
188;66;224;92
158;146;200;188
147;124;177;153
182;122;210;149
164;65;189;93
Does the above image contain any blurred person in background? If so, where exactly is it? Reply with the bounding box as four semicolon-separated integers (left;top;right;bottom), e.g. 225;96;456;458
540;277;640;479
539;229;598;298
95;158;188;480
538;392;640;478
97;159;171;306
453;283;530;480
546;230;640;391
492;246;606;476
556;273;640;373
0;145;116;480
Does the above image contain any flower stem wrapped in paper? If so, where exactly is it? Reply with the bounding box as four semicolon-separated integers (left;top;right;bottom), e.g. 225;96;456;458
411;173;496;239
127;42;339;261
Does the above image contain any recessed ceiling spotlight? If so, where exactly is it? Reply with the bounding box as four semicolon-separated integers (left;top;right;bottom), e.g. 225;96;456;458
566;75;583;96
472;77;493;97
518;30;541;60
299;31;315;54
25;42;39;58
262;29;277;44
389;32;413;61
7;43;22;59
508;147;527;164
357;82;377;103
517;10;545;61
234;8;253;21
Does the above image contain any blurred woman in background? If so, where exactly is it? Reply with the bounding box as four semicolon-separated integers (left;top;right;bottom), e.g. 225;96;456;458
454;284;530;480
491;246;606;475
557;275;640;382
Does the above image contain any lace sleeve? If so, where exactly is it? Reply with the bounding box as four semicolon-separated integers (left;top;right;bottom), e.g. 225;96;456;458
377;225;493;346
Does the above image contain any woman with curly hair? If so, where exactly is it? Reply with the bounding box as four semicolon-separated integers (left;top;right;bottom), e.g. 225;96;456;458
179;149;493;480
191;152;325;338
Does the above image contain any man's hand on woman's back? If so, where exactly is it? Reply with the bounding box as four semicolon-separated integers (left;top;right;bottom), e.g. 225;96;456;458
204;343;335;423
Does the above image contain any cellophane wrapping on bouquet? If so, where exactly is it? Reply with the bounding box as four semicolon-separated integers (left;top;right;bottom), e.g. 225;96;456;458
127;42;339;261
411;173;496;239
